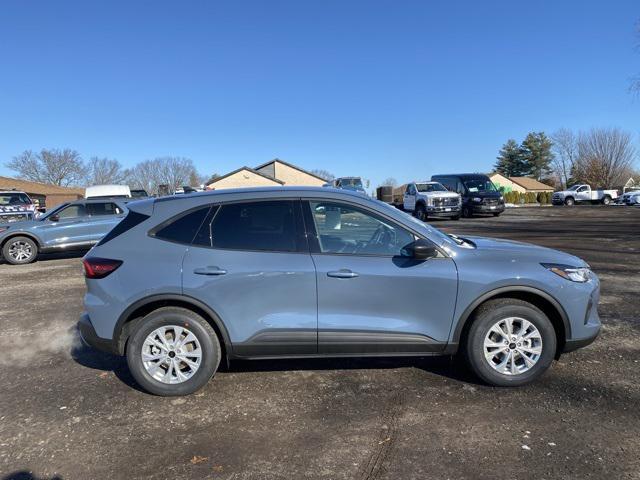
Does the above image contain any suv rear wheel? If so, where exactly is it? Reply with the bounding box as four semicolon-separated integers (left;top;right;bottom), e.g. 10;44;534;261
126;307;221;396
2;236;38;265
464;298;556;386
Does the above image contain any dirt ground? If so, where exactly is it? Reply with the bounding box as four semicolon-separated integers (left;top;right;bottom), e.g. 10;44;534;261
1;206;639;480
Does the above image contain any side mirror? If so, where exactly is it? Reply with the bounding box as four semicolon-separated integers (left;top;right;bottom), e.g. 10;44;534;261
404;239;437;260
49;214;59;222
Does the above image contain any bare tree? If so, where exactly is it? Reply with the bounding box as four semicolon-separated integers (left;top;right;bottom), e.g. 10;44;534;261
551;129;578;189
86;157;125;185
124;157;201;194
311;169;334;181
380;177;398;187
6;149;86;187
573;128;637;187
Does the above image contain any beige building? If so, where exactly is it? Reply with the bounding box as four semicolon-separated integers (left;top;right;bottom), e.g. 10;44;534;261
489;173;554;194
0;175;84;209
208;158;327;190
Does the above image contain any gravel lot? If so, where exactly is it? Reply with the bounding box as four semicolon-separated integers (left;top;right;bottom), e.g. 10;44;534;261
1;206;639;480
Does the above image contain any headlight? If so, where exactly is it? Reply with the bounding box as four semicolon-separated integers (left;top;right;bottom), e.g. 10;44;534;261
472;197;482;203
542;263;592;283
426;198;433;206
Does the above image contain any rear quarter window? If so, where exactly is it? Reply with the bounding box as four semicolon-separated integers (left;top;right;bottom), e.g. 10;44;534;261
151;206;211;245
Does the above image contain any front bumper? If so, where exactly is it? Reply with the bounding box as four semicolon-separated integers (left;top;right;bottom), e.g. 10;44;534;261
563;327;600;353
426;205;461;217
78;313;119;355
472;203;505;214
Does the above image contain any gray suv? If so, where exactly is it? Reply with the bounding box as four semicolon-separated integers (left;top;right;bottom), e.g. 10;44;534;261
0;199;127;265
79;187;600;396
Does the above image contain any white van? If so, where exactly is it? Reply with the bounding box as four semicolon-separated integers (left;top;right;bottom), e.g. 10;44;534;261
85;185;132;199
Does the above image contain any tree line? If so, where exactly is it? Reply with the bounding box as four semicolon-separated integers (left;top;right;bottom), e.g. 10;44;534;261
5;150;216;194
495;127;637;189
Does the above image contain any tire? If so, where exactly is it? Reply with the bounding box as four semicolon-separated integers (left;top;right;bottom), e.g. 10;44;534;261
414;203;427;221
462;206;473;218
451;215;460;221
126;307;221;396
601;195;611;205
564;197;575;206
2;236;38;265
464;298;556;387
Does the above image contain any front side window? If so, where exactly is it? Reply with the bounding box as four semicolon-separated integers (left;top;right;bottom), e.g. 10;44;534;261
309;201;414;256
57;204;86;219
86;202;123;216
210;201;298;252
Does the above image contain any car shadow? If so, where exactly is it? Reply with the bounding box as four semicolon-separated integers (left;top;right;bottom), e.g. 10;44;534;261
2;472;63;480
72;337;483;392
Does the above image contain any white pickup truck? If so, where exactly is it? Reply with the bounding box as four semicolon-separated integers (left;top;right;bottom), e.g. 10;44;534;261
552;184;618;206
391;181;461;220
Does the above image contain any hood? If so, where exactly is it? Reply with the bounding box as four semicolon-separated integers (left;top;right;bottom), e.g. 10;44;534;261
467;191;501;198
421;191;459;198
463;235;588;267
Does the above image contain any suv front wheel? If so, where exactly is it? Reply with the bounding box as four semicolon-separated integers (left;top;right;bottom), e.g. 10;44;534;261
126;307;221;396
2;236;38;265
464;298;556;386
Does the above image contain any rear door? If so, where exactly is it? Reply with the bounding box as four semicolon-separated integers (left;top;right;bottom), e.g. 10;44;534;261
85;202;127;243
303;199;458;355
182;200;318;357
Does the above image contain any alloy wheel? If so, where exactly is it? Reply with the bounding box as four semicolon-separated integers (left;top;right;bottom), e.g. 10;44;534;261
483;317;543;376
8;240;33;262
141;325;203;384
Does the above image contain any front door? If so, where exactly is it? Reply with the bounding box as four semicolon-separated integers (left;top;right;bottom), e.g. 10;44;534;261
403;184;417;211
304;200;458;355
182;200;318;357
39;203;91;249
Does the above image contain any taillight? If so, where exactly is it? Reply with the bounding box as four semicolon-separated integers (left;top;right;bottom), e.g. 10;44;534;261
83;257;122;279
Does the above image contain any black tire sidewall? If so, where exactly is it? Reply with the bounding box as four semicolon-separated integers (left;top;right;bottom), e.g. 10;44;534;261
462;206;472;218
414;204;426;221
2;236;38;265
466;302;556;387
126;308;221;396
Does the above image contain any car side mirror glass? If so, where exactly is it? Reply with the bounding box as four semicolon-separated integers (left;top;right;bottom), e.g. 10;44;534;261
49;214;59;222
403;239;437;260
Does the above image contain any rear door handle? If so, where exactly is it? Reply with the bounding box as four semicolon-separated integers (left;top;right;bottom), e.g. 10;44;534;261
327;269;359;279
193;266;227;276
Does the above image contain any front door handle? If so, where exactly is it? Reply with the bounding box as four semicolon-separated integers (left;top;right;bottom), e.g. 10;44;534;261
193;266;227;276
327;269;359;279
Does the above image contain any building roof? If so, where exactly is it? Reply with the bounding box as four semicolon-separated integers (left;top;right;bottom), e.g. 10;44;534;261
207;166;285;186
0;175;84;195
254;158;328;182
509;177;554;191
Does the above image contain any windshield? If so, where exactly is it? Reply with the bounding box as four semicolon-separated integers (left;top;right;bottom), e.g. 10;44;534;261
416;183;447;193
0;193;31;205
339;178;364;189
130;190;148;198
464;179;497;193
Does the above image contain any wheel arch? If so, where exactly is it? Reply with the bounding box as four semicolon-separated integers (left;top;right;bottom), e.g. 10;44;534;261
1;232;41;250
451;286;570;358
113;294;233;360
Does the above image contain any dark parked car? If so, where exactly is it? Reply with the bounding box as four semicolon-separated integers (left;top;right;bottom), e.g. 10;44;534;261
79;187;599;396
431;174;505;218
0;199;128;264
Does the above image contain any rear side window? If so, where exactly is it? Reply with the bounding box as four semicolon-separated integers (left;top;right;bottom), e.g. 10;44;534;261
151;206;210;245
97;211;150;246
86;202;123;216
210;201;299;252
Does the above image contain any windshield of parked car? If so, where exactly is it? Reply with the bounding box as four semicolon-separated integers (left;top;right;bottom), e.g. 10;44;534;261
339;178;364;189
416;183;447;193
464;179;497;193
0;193;31;205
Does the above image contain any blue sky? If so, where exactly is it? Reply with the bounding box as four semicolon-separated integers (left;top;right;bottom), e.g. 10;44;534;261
0;1;638;187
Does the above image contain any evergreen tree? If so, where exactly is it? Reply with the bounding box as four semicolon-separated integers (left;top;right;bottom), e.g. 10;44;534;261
521;132;554;180
494;139;527;176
